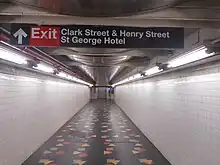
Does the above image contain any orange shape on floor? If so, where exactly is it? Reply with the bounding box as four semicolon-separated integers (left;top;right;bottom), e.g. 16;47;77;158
104;150;113;155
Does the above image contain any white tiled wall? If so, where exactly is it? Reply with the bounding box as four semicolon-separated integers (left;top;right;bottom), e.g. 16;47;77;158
115;72;220;165
0;73;90;165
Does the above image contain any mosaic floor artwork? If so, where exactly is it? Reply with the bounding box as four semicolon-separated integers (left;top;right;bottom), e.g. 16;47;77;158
22;100;171;165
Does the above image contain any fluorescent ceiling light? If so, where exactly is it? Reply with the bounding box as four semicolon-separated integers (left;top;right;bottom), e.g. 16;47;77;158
0;46;27;65
57;71;93;87
57;72;68;78
133;73;142;79
110;66;120;80
112;73;142;87
80;65;94;79
112;66;162;87
0;41;21;51
112;47;215;87
168;47;215;68
122;56;128;60
145;66;162;75
33;63;54;73
57;72;73;80
73;77;93;86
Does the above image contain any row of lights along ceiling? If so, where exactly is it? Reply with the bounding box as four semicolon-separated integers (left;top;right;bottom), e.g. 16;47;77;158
112;47;215;87
0;42;93;87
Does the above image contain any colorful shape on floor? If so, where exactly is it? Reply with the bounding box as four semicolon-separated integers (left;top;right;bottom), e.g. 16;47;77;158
132;149;145;154
56;135;62;138
135;143;143;147
134;147;143;151
50;147;58;151
106;147;114;151
73;160;86;165
43;150;52;154
79;153;88;157
107;159;120;165
38;159;54;165
78;148;86;152
104;150;113;155
57;139;65;142
139;159;153;164
129;139;140;143
81;143;90;147
104;142;110;145
73;151;81;155
105;139;112;142
101;135;109;139
102;130;108;133
56;143;64;147
108;144;116;147
56;151;65;155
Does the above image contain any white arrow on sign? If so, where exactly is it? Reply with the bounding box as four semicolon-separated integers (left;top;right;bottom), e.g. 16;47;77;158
13;28;28;44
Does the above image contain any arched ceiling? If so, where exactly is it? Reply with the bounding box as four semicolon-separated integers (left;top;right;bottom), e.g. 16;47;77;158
1;0;218;86
12;0;188;17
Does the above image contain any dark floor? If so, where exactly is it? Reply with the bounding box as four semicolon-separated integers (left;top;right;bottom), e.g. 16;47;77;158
22;100;171;165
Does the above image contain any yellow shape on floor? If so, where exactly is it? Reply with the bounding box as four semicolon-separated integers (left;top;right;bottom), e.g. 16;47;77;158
107;159;120;165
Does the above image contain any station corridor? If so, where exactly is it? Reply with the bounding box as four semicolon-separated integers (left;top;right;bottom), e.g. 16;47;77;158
22;100;170;165
1;1;220;165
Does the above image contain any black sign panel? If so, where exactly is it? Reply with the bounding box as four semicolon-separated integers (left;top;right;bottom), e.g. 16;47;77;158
10;24;184;48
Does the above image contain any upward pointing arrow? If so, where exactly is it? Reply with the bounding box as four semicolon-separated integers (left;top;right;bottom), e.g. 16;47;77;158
13;28;27;44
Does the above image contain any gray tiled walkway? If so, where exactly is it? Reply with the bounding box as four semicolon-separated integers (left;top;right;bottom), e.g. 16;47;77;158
22;100;171;165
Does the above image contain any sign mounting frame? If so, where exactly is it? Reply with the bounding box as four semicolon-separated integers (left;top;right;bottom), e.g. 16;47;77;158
10;24;184;49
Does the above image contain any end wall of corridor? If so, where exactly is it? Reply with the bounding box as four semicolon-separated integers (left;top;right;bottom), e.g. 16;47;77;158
115;62;220;165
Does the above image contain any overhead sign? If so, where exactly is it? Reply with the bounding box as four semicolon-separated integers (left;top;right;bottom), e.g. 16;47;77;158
10;24;184;48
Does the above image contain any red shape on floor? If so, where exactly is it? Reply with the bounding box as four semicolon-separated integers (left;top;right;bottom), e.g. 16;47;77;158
79;153;88;157
56;151;65;155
